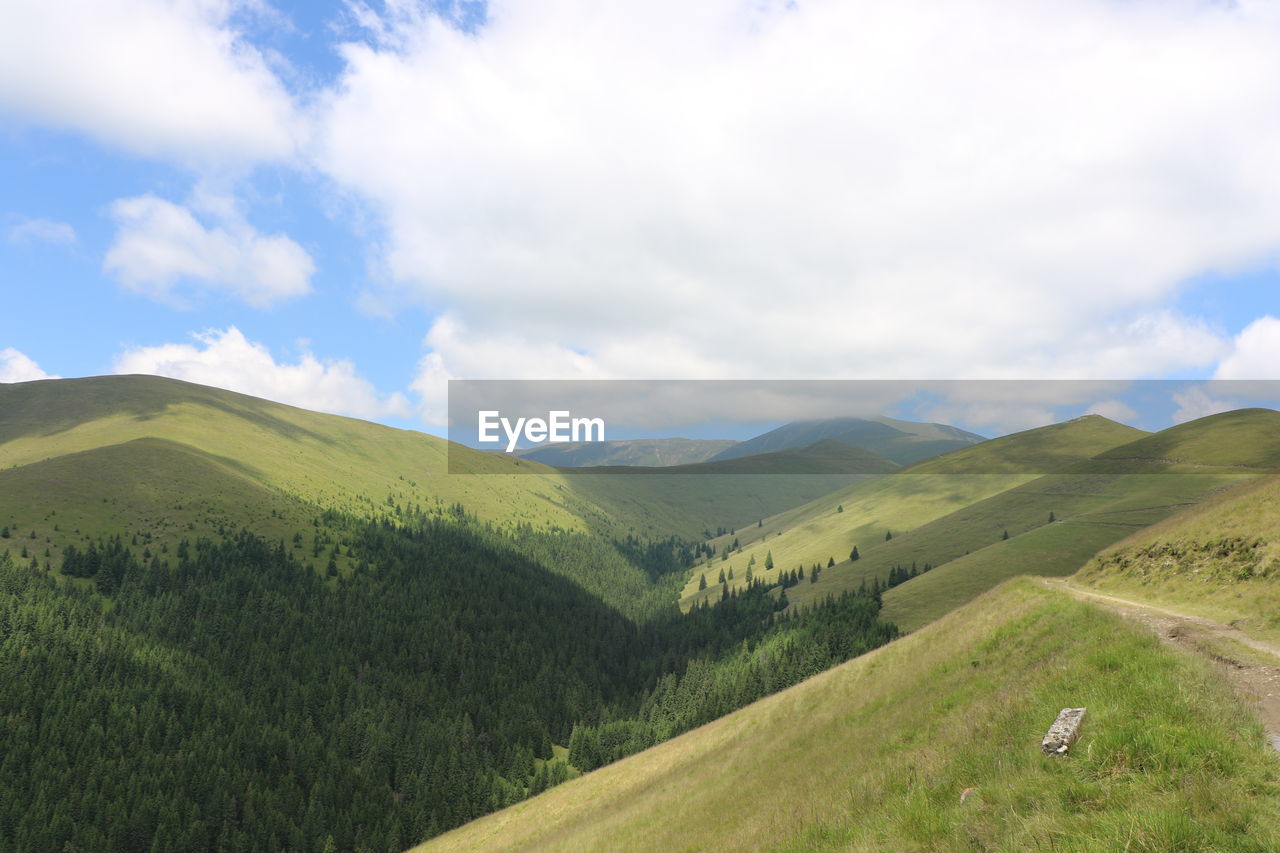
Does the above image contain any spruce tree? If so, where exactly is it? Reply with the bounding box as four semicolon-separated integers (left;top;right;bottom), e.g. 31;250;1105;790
849;546;859;562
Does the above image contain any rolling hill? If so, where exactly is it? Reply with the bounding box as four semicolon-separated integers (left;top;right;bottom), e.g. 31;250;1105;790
876;408;1280;630
0;376;866;614
681;414;1147;607
419;579;1280;851
708;415;985;465
1076;466;1280;642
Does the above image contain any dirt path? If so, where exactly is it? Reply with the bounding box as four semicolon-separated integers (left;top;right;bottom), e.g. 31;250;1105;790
1041;578;1280;751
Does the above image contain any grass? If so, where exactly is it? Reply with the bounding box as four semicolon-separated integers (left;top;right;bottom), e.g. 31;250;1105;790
1076;469;1280;644
876;468;1256;631
0;375;860;554
416;579;1280;851
681;415;1148;608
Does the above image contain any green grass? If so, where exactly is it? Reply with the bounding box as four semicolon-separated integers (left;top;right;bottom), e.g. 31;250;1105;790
0;375;859;553
1094;408;1280;468
416;579;1280;851
681;415;1147;607
1076;469;1280;643
876;468;1255;631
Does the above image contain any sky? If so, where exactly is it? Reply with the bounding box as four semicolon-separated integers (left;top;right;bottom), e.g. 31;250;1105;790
2;0;1280;439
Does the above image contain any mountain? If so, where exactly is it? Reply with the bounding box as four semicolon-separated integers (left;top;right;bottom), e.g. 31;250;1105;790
0;375;860;594
516;437;738;467
571;439;899;475
808;410;1280;631
708;415;985;465
7;376;1279;851
681;414;1147;607
418;578;1280;851
0;376;901;850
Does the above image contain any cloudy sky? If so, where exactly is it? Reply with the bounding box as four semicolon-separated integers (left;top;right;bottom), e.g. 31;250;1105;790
2;0;1279;435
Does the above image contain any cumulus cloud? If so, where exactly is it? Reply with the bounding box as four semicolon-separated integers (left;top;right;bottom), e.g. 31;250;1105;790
0;0;303;164
1214;316;1280;380
1085;399;1139;425
1171;386;1238;425
114;327;411;419
104;194;314;308
313;0;1280;404
0;348;58;383
6;217;77;247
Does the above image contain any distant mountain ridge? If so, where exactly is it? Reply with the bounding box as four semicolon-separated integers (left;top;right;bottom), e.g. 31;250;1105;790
709;416;986;466
517;438;738;467
568;439;900;475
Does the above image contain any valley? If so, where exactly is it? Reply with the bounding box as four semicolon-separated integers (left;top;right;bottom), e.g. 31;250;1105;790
3;376;1280;851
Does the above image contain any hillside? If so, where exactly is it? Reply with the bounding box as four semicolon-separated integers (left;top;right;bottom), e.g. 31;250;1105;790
420;579;1280;851
1076;467;1280;643
708;415;985;465
681;414;1147;607
876;409;1280;630
0;377;861;613
517;438;738;467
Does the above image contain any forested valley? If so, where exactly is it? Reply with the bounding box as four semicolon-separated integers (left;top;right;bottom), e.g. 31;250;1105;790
0;511;897;852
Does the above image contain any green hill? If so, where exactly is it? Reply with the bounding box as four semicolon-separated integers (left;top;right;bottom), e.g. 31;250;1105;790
418;579;1280;851
875;409;1280;630
681;415;1147;607
1076;468;1280;642
1093;408;1280;468
0;376;863;617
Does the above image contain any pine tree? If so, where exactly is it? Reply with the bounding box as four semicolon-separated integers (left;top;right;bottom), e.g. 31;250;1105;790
765;551;774;570
849;546;859;562
1048;511;1056;522
1001;529;1009;541
827;556;835;567
885;530;892;541
698;573;707;590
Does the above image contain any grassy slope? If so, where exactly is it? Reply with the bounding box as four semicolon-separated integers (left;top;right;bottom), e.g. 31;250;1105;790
880;409;1280;631
1076;468;1280;643
0;376;860;553
419;579;1280;852
681;415;1147;607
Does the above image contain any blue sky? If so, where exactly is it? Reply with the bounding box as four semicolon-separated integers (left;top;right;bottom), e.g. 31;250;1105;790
2;0;1279;439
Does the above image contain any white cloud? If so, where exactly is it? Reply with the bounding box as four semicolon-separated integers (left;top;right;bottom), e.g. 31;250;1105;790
1085;399;1139;425
0;348;58;383
315;0;1280;402
1214;316;1280;380
0;0;303;164
113;327;411;420
104;194;314;308
6;217;77;246
1171;386;1237;425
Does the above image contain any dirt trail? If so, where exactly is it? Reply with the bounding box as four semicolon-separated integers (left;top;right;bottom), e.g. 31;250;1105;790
1041;578;1280;751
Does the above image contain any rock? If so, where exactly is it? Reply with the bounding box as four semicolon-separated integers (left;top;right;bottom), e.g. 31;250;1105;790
1042;707;1086;755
